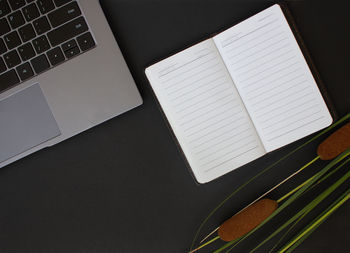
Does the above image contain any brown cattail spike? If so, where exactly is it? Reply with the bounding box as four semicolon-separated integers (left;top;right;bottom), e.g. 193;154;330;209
218;199;278;242
317;122;350;160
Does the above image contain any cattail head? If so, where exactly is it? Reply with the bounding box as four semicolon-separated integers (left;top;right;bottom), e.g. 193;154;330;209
218;199;278;242
317;123;350;160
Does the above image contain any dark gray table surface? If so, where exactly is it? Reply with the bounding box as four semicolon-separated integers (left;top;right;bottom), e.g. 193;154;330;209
1;0;349;252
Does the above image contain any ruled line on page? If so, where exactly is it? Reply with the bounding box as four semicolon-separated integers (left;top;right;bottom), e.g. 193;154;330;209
163;63;221;89
236;48;294;76
179;98;236;126
171;79;228;104
224;25;282;55
265;110;322;136
173;84;229;108
179;94;234;119
262;104;319;130
255;92;315;119
251;80;307;107
170;75;227;101
201;140;257;166
199;134;255;160
192;121;249;148
222;18;279;48
247;73;304;99
187;115;245;140
187;116;244;140
162;58;219;84
239;56;296;83
159;52;213;77
254;86;312;113
242;63;300;88
232;45;292;72
204;144;259;172
166;68;224;95
228;32;287;59
167;72;225;97
259;99;315;124
159;63;178;75
266;116;325;142
203;140;258;168
183;105;239;132
245;68;301;94
230;38;288;66
196;130;253;156
175;88;229;114
227;31;285;60
258;13;275;21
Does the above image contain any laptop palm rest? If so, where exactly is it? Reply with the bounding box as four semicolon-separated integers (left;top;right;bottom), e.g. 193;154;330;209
0;84;61;163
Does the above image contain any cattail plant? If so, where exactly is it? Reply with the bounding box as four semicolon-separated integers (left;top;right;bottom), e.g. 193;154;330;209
190;114;350;253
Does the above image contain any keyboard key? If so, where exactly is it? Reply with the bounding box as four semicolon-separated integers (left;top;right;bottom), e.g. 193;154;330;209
4;50;21;68
53;0;71;7
31;54;49;73
8;0;26;10
0;57;6;73
77;32;95;52
18;23;36;42
61;38;76;51
32;35;50;54
0;18;10;36
18;42;36;61
37;0;54;14
0;38;7;54
0;69;20;92
47;17;88;47
33;16;51;35
8;10;25;29
47;46;64;66
64;46;79;58
48;1;81;28
0;0;11;18
22;3;40;22
4;31;21;50
16;62;34;80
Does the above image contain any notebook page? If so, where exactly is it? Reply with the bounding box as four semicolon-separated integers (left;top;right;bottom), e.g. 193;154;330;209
213;4;332;152
145;39;265;183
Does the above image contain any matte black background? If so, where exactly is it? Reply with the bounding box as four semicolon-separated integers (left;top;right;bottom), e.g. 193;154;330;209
0;0;349;252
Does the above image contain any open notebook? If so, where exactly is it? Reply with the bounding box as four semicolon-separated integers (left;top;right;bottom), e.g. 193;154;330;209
145;4;333;183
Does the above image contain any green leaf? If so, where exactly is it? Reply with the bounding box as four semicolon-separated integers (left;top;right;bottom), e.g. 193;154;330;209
215;148;350;253
190;113;350;251
249;155;350;252
282;188;350;252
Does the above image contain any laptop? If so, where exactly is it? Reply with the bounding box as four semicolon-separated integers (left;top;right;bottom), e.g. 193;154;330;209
0;0;143;168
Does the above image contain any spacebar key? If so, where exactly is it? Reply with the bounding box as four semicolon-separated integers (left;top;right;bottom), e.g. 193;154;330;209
47;17;88;47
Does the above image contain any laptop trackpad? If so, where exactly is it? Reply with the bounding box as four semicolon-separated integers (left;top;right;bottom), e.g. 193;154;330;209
0;84;61;163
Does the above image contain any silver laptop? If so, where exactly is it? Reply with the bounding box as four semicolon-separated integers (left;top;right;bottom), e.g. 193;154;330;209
0;0;142;168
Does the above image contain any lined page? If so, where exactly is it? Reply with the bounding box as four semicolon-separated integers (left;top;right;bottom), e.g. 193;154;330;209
145;39;265;183
213;4;332;152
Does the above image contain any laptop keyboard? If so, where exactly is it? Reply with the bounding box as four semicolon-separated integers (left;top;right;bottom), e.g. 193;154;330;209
0;0;96;93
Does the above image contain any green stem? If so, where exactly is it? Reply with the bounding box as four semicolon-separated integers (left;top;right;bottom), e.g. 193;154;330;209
250;156;350;252
277;176;315;203
189;236;220;253
277;156;320;203
215;149;350;253
190;113;350;251
268;211;307;253
282;190;350;253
